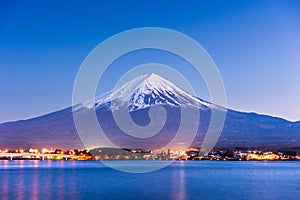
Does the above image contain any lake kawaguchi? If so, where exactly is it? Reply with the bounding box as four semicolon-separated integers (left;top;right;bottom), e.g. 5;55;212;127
0;160;299;200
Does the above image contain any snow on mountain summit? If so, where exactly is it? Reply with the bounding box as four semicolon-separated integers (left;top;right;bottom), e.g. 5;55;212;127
89;73;223;112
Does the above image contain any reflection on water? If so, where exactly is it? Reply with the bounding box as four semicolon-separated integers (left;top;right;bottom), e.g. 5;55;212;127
171;161;186;200
0;161;81;200
2;168;8;199
0;161;300;200
31;170;38;200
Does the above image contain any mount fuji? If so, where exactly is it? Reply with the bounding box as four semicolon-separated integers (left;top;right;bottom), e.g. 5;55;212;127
0;73;299;150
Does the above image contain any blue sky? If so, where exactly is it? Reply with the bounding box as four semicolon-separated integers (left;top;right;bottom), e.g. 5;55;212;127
0;0;299;123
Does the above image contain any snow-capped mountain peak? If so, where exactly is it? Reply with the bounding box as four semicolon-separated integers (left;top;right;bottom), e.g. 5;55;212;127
90;73;222;112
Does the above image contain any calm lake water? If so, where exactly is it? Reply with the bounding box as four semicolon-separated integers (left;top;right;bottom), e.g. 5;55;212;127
0;160;299;200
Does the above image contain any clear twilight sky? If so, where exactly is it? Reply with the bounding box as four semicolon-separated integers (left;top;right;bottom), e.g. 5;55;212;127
0;0;299;123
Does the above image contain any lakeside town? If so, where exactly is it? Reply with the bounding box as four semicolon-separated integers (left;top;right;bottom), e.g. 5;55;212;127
0;147;299;161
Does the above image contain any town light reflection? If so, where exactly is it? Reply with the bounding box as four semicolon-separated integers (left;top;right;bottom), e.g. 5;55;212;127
171;167;186;200
0;161;78;199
